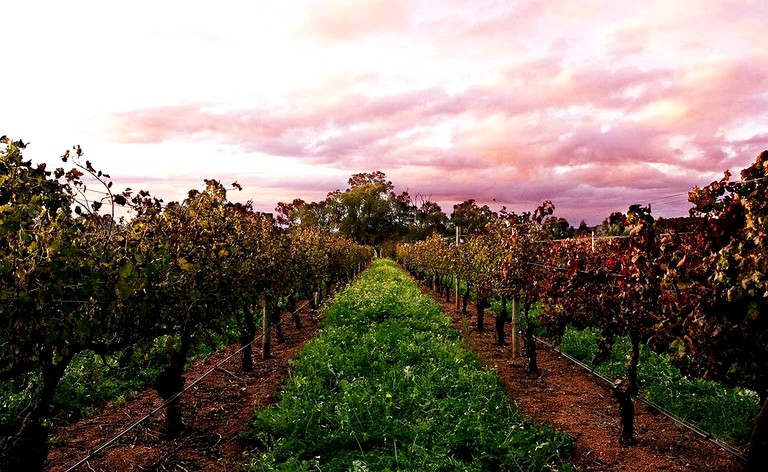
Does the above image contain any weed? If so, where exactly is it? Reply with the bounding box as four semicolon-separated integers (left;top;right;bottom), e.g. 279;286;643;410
244;259;573;471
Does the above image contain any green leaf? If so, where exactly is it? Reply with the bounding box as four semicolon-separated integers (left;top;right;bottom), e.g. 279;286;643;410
119;261;134;279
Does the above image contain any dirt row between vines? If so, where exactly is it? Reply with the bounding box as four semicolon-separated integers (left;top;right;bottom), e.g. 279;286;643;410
44;270;748;471
45;301;321;472
420;282;747;472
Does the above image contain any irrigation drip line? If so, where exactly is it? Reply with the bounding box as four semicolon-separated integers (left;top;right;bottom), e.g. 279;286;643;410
65;300;311;472
533;336;748;463
534;235;631;244
417;273;741;461
64;332;266;472
525;261;592;276
738;176;767;185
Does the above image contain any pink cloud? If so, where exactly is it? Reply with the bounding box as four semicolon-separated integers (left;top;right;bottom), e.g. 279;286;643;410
104;1;768;225
294;0;409;41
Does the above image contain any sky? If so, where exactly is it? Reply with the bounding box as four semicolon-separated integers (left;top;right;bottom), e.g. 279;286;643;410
3;0;767;224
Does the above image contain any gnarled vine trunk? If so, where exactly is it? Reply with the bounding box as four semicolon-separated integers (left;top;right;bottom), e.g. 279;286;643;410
462;281;471;316
495;296;508;346
476;293;486;331
613;331;640;445
593;333;614;365
2;352;73;471
271;304;285;344
522;302;539;376
154;331;191;438
287;297;301;329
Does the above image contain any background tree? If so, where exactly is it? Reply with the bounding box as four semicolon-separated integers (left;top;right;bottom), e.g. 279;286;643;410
275;198;332;230
575;219;590;236
404;196;449;242
541;216;574;240
596;211;628;236
450;199;496;234
327;171;408;250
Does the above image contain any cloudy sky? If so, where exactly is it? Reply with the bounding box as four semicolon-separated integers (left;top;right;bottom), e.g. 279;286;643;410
3;0;767;224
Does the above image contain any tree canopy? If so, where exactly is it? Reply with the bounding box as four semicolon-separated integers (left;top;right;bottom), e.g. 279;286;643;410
276;171;453;246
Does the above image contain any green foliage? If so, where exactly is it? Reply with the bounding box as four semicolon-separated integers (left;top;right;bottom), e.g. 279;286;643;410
0;378;35;434
1;135;372;464
322;263;449;332
559;326;760;445
244;260;573;471
487;300;546;336
595;211;628;236
556;327;599;363
276;171;451;246
450;199;495;235
405;199;449;242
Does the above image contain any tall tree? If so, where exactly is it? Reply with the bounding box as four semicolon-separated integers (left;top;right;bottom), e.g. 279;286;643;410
328;171;407;248
450;199;496;234
541;216;574;240
275;198;332;230
404;196;449;242
597;211;628;236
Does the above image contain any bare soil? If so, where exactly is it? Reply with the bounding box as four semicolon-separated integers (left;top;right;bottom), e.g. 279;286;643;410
423;284;747;472
43;275;749;472
44;301;321;472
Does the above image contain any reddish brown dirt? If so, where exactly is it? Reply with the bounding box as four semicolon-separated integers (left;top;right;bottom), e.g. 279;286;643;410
44;301;320;472
422;283;747;472
42;273;750;472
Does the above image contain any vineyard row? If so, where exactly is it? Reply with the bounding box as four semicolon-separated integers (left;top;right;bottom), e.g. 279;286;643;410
396;150;768;470
0;138;373;470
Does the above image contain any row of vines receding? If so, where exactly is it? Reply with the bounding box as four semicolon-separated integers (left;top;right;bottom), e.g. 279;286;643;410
0;136;373;471
396;150;768;470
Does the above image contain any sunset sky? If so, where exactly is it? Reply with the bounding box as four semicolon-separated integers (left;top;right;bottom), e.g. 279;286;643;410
3;0;767;224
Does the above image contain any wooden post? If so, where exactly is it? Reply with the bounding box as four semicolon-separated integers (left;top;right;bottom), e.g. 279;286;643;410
511;297;521;358
455;225;460;310
591;230;595;253
261;298;271;359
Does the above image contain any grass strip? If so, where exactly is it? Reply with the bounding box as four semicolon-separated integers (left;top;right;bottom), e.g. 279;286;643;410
243;259;573;471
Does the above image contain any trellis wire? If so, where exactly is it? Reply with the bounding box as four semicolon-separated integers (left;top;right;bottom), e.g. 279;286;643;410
64;300;310;472
534;336;748;462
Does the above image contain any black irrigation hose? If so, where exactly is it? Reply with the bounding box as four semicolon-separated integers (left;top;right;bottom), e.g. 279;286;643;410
533;335;749;462
64;300;311;472
410;273;748;462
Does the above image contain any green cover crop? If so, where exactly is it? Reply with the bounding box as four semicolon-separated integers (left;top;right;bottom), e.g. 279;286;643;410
244;259;572;471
